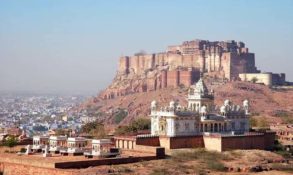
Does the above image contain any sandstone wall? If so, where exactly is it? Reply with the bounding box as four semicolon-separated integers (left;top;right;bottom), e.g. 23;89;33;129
136;137;160;146
204;132;276;152
159;136;204;149
203;136;222;152
239;73;273;86
221;134;265;151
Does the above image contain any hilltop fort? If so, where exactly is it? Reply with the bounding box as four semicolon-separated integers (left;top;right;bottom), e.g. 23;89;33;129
101;39;285;99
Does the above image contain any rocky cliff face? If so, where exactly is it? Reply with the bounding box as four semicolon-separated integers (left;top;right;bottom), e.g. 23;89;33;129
100;39;259;100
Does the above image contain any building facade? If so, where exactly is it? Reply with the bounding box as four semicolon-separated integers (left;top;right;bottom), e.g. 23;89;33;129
150;78;250;137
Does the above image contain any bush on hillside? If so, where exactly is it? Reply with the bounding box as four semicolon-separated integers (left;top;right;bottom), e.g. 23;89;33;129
114;109;128;124
115;118;151;135
81;121;106;139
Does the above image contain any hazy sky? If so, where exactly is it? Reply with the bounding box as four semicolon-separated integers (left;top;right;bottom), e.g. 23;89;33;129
0;0;292;95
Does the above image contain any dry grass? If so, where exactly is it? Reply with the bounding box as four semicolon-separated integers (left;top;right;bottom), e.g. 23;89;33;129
271;163;293;172
171;148;227;172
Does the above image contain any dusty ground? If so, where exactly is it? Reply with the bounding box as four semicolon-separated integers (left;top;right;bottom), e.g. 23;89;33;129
0;147;292;174
0;148;153;163
67;149;293;175
0;145;25;153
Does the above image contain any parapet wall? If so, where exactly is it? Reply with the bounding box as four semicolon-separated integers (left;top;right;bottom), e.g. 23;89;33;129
159;135;204;149
204;132;276;152
136;136;160;146
239;73;286;86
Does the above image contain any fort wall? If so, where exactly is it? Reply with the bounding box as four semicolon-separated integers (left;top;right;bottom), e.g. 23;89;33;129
102;39;262;99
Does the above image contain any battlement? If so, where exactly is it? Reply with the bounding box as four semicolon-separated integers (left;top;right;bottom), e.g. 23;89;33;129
167;39;249;55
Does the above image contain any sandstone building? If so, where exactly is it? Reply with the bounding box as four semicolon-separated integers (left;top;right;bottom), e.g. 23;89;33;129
239;72;286;86
102;39;259;99
101;39;286;99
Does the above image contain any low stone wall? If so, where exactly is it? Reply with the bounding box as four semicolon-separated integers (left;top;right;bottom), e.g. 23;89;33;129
204;132;276;152
264;132;276;150
221;134;265;151
160;135;204;149
55;156;157;169
136;136;160;146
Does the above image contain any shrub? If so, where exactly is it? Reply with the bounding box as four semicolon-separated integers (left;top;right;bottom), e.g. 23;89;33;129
4;136;18;150
114;109;128;124
273;140;293;159
114;118;151;135
271;163;293;172
20;148;26;153
81;121;106;139
205;159;226;171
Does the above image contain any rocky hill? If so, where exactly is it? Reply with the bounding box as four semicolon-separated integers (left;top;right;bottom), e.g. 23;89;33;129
81;80;293;128
99;39;259;100
79;39;291;128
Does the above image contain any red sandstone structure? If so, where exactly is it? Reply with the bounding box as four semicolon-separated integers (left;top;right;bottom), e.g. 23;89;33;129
101;39;260;99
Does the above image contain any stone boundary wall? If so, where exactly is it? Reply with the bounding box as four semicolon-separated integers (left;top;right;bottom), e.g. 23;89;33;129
159;135;204;149
54;156;158;169
221;134;265;151
136;136;160;146
204;132;276;152
264;132;276;150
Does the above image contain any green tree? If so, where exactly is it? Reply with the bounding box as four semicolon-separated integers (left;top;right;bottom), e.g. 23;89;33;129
251;77;258;83
114;109;128;124
4;136;18;152
82;121;106;139
115;118;151;135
